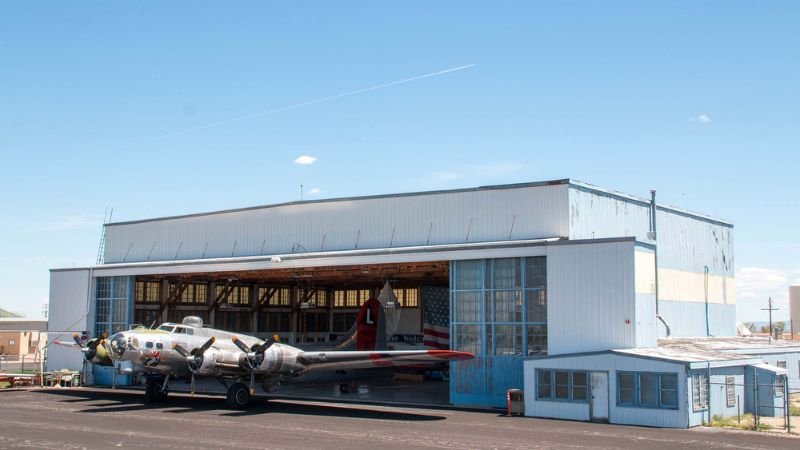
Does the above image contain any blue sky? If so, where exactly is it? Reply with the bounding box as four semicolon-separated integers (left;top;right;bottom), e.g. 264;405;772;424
1;2;798;321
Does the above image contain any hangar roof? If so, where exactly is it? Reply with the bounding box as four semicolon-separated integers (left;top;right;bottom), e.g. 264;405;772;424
106;178;732;227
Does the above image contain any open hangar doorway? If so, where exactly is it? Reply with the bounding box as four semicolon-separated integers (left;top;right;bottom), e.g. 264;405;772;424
130;260;453;405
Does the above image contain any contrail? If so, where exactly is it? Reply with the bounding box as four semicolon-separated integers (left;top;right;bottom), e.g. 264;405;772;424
141;64;476;143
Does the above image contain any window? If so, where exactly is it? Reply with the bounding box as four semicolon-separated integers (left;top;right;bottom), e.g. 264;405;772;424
333;289;370;308
726;376;736;407
692;372;709;411
494;324;522;356
145;342;153;348
9;339;15;346
618;372;678;409
536;369;589;402
135;281;160;303
215;285;250;306
392;288;419;308
537;370;552;399
96;277;130;336
774;361;787;397
300;289;328;308
155;343;163;349
258;287;291;307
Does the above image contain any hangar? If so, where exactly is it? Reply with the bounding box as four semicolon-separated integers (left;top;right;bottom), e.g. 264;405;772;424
48;178;744;410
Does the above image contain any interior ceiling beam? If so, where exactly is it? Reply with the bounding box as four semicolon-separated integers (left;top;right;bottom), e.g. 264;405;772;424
149;261;449;285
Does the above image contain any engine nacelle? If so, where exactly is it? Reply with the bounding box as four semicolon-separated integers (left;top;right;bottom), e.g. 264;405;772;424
191;348;222;377
256;344;300;376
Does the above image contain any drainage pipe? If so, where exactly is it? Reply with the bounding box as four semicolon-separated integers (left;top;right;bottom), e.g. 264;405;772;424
651;190;671;337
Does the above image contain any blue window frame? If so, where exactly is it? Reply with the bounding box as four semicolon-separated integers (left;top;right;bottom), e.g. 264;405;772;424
536;369;589;402
617;371;679;409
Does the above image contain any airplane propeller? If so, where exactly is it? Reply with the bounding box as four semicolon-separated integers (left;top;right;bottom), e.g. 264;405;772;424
172;336;216;372
231;335;279;369
73;331;107;361
231;335;279;394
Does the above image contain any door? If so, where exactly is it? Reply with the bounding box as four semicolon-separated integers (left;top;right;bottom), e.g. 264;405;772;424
590;372;609;422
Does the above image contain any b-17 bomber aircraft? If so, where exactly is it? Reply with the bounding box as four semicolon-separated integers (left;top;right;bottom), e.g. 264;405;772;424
60;299;473;408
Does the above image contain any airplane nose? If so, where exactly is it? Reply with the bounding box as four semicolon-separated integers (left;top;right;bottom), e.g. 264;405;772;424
109;332;127;359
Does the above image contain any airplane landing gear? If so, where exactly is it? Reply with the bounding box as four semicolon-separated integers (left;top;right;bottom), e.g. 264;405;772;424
145;380;168;402
226;382;251;409
144;375;170;403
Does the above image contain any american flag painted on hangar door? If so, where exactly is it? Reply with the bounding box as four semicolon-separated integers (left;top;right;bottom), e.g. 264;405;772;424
422;286;450;350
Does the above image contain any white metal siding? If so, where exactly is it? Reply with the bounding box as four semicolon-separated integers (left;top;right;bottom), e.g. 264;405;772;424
103;184;569;263
46;269;90;371
547;241;636;355
567;185;734;276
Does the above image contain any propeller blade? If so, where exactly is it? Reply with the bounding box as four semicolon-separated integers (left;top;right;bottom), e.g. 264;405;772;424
196;336;216;355
172;343;191;358
255;335;279;356
231;337;251;354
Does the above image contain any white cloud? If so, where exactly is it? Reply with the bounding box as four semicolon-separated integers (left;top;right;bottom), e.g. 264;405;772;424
736;267;800;322
293;155;318;165
307;188;322;195
697;114;711;124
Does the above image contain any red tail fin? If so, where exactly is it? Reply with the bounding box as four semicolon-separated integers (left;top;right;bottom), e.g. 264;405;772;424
355;298;381;350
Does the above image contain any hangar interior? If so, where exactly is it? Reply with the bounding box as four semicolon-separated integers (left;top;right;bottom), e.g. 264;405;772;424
127;261;448;344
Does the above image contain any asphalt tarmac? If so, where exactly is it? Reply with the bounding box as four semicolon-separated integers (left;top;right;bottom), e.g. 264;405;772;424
0;388;797;449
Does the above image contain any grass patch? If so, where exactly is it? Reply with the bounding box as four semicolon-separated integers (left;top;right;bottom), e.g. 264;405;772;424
709;414;772;431
790;404;800;416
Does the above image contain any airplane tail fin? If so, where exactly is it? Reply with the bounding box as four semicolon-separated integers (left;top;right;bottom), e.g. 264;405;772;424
319;297;386;351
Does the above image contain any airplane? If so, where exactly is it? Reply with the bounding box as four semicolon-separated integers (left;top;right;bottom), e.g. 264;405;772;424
59;299;473;408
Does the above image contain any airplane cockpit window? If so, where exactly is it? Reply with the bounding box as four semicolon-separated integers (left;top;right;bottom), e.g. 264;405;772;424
146;342;153;348
175;327;186;334
158;325;176;333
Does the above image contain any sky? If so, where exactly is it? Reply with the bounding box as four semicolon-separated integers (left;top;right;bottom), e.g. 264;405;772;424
1;1;798;321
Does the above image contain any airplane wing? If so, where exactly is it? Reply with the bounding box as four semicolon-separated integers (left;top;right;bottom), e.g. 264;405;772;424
51;340;81;348
296;349;474;373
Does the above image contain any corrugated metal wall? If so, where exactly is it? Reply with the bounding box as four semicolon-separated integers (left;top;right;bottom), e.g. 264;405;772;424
568;184;734;276
103;184;570;263
568;184;736;338
46;269;90;371
547;241;637;354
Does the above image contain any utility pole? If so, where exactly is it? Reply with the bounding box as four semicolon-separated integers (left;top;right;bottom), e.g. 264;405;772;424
761;297;779;344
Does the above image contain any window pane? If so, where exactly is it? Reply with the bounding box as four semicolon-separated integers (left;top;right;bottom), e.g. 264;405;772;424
494;291;521;322
526;324;547;355
492;258;520;289
494;324;521;356
572;386;587;401
525;257;547;288
572;371;587;387
618;373;635;405
454;291;482;322
537;370;552;399
455;260;483;290
455;324;482;356
525;289;547;323
660;389;678;408
555;371;569;399
639;373;658;407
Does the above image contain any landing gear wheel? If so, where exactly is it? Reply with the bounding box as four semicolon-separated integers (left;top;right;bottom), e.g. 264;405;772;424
145;380;169;403
226;382;251;409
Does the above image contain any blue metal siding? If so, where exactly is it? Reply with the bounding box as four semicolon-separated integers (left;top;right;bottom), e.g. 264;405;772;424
658;301;736;338
449;258;542;407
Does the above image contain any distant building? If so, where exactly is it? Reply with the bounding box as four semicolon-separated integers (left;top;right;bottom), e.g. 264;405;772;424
0;318;47;358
